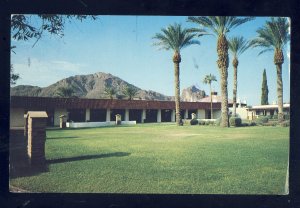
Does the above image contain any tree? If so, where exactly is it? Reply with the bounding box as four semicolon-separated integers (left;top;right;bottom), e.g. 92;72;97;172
261;69;269;105
10;64;20;85
250;17;290;122
228;36;250;116
123;85;138;100
203;74;217;119
153;23;200;126
55;86;75;98
187;16;253;127
10;15;97;85
104;86;117;99
11;14;97;47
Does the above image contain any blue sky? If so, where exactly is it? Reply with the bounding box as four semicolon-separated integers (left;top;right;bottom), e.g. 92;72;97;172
11;15;290;106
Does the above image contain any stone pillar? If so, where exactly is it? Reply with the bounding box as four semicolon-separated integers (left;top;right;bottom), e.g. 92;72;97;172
27;111;48;167
106;109;111;122
184;109;188;119
171;110;175;122
191;113;196;119
115;114;121;125
141;109;146;123
125;109;129;121
85;108;90;121
59;115;67;128
157;109;161;123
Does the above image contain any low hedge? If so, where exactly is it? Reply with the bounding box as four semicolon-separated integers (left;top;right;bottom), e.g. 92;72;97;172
190;119;198;125
229;117;242;127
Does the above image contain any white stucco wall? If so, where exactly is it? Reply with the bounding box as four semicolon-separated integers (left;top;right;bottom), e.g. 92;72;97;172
54;108;68;126
197;109;206;119
10;108;25;127
229;107;248;119
213;110;221;119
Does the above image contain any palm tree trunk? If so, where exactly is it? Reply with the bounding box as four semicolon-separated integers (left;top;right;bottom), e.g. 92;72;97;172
217;35;229;127
232;57;238;117
210;83;213;119
173;51;182;126
276;64;284;122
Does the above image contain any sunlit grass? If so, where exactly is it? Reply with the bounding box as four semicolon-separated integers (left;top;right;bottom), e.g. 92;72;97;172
10;124;289;194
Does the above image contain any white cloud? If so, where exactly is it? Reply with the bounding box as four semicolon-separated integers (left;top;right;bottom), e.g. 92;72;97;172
12;58;88;87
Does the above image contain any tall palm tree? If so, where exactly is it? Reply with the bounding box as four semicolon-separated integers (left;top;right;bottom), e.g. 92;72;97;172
203;74;217;119
104;86;117;99
250;17;290;122
187;16;253;127
123;85;138;100
153;23;200;126
228;36;250;117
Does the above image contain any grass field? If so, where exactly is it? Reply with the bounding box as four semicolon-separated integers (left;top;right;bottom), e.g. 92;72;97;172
10;124;289;194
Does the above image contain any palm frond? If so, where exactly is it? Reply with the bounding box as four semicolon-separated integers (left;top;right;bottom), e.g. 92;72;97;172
228;36;250;57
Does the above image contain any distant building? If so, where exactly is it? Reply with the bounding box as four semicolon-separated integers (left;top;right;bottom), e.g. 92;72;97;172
246;103;290;120
10;96;223;127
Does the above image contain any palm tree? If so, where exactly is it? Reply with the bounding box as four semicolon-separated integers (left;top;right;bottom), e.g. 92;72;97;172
228;36;250;117
123;85;138;100
203;74;217;119
56;86;75;98
153;23;200;126
250;17;290;122
104;86;117;99
187;16;253;127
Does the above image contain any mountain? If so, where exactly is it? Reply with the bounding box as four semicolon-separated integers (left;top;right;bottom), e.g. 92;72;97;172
181;85;206;102
10;72;173;101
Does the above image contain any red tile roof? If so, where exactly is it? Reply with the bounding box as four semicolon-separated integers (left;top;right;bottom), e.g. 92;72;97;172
10;96;221;110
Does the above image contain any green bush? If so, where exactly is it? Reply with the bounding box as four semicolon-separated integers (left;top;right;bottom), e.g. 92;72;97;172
272;115;278;120
284;114;290;120
229;117;242;127
190;119;198;125
198;121;205;125
215;117;221;126
280;120;290;127
183;119;191;125
256;116;269;125
262;121;278;126
249;121;256;126
266;115;273;119
205;121;211;125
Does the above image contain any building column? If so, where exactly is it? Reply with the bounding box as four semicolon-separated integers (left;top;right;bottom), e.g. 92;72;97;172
184;109;188;119
171;110;175;122
157;109;161;123
197;109;202;119
106;108;111;122
141;109;146;123
85;108;90;121
125;109;129;121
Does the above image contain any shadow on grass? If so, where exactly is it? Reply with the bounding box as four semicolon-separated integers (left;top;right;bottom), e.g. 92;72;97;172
46;136;79;140
47;152;131;164
10;152;130;179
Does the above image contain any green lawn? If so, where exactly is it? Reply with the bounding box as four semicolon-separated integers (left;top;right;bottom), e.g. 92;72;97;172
10;124;289;194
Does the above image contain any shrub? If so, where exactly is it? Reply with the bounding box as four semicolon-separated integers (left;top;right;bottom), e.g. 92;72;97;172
249;121;256;126
284;114;290;120
190;119;198;125
262;121;278;126
215;117;221;126
255;116;269;125
198;121;205;125
280;120;290;127
272;115;278;120
183;119;190;125
229;117;242;127
205;121;210;125
266;115;273;119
